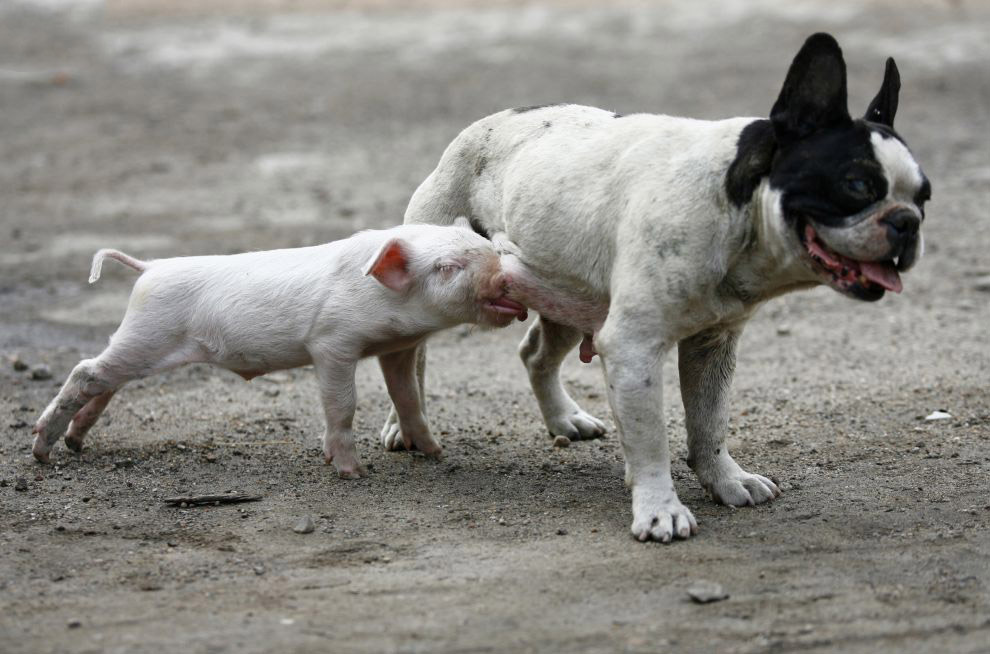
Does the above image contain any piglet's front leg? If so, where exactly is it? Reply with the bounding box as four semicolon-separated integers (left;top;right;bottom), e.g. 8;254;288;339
378;347;442;456
311;353;367;479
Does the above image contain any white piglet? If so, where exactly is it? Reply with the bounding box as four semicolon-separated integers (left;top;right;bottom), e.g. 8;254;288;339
32;220;527;477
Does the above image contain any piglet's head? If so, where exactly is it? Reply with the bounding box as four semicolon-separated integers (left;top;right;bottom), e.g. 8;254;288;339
362;219;528;328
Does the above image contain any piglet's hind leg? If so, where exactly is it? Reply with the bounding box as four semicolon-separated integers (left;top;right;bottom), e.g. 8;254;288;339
33;358;119;463
64;390;116;452
33;339;201;463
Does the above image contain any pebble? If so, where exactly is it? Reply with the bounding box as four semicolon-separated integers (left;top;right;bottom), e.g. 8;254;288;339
14;478;28;492
264;388;280;398
556;528;568;536
253;565;266;576
552;435;571;448
293;515;315;534
686;580;729;604
30;364;53;380
67;619;82;629
12;355;29;372
925;410;952;421
972;274;990;293
776;324;792;336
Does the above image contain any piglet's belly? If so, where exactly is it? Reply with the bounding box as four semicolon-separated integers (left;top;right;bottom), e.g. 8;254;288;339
197;334;312;376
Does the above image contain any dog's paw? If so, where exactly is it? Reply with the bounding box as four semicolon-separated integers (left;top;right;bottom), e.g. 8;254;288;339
705;469;780;506
380;420;406;451
380;422;442;457
546;409;606;441
630;488;698;543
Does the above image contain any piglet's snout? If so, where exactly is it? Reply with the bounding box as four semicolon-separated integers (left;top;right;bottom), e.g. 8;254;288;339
478;262;528;322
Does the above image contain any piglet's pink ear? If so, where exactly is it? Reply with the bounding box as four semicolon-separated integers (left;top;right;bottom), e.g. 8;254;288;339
362;238;413;292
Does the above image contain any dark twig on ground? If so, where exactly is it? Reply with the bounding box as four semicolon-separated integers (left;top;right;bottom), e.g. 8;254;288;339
163;494;262;507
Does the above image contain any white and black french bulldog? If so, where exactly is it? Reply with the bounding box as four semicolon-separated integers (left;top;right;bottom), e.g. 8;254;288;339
380;33;931;543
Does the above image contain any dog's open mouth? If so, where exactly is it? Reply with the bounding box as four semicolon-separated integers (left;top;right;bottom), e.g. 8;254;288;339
800;223;902;300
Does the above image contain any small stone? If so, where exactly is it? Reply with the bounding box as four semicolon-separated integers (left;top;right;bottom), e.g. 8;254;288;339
8;419;28;429
556;528;568;536
30;364;52;381
14;478;28;492
67;619;82;629
264;387;280;398
497;517;507;526
12;355;29;372
776;324;792;336
687;580;729;604
253;565;266;575
204;452;218;463
972;274;990;293
552;435;571;448
293;515;315;534
925;410;952;421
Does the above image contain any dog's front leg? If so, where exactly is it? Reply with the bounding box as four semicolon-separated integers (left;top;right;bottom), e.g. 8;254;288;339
679;329;780;506
597;316;697;543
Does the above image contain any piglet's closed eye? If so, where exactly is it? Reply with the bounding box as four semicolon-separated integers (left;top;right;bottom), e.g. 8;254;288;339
363;237;413;292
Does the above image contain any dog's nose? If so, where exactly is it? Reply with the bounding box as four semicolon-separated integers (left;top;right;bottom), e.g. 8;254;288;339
882;209;920;239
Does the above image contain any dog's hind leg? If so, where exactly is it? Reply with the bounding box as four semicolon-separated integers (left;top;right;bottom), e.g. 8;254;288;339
519;316;606;440
678;328;781;506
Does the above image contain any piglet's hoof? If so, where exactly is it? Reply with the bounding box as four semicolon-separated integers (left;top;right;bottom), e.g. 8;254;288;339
325;453;368;479
31;432;52;464
336;464;368;479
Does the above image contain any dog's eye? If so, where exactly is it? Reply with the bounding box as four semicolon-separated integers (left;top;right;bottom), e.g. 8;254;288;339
844;178;873;198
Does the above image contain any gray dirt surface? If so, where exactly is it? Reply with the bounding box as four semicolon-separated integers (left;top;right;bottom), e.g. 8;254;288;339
2;1;989;652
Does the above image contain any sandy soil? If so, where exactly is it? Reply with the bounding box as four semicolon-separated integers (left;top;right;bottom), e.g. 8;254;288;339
2;1;989;652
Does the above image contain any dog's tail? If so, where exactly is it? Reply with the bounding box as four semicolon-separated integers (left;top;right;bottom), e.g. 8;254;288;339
89;249;148;284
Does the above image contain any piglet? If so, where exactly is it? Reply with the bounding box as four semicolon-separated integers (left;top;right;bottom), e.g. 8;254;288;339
32;219;528;477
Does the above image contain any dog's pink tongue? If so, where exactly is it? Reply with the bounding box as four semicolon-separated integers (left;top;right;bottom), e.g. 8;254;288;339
860;261;903;293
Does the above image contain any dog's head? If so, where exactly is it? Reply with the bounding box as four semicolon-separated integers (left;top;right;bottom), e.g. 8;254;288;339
729;33;930;302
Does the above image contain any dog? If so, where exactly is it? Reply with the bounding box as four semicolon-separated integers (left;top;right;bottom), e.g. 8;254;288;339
380;33;930;542
31;220;527;475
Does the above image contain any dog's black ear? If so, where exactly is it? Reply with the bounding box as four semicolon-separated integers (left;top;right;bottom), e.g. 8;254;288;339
864;57;900;127
770;33;851;145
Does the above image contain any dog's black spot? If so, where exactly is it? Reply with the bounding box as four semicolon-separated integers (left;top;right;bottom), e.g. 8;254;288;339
654;237;684;260
914;177;931;217
512;103;565;114
474;156;487;177
725;119;776;209
543;120;552;128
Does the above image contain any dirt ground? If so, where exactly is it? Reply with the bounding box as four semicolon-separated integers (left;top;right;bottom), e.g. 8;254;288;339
2;1;989;652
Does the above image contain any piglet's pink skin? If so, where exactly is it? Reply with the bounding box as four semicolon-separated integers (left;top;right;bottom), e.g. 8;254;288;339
32;221;526;476
495;234;609;362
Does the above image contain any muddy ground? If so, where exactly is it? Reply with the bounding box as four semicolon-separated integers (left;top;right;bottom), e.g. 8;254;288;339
2;1;989;652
